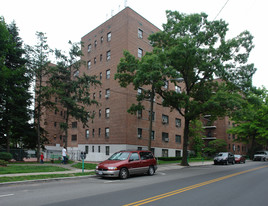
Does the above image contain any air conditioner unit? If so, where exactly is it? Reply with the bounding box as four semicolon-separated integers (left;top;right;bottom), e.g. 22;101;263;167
176;123;180;127
162;119;167;124
105;95;109;99
164;138;169;142
138;134;141;138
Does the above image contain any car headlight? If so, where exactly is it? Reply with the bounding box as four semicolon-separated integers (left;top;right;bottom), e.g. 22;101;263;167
108;167;117;170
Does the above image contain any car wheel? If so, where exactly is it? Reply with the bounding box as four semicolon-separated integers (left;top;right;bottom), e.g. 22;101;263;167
148;166;155;176
225;160;228;165
119;168;128;179
263;158;266;161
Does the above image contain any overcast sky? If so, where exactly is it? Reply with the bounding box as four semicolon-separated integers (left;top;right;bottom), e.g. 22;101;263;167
1;0;267;88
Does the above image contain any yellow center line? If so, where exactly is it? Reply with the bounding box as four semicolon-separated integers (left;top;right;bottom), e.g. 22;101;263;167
123;165;268;206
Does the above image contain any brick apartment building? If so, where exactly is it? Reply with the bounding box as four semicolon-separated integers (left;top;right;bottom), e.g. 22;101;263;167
43;7;247;161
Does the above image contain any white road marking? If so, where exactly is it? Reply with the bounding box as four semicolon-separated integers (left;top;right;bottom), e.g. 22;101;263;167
0;194;14;198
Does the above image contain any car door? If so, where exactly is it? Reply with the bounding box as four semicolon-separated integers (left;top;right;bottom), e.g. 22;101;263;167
128;152;141;175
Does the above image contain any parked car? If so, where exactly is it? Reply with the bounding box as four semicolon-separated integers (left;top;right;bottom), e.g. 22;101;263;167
214;152;235;165
95;150;157;179
253;151;268;161
234;154;246;164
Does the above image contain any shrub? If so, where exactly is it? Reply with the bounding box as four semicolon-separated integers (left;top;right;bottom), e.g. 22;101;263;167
157;157;182;161
0;159;8;166
0;152;13;161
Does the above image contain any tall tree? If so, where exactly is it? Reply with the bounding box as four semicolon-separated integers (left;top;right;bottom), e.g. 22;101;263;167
228;88;268;159
0;18;32;152
49;41;101;147
116;11;255;166
27;32;52;161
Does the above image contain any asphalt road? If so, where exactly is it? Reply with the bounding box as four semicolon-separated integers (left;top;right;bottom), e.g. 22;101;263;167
0;161;267;206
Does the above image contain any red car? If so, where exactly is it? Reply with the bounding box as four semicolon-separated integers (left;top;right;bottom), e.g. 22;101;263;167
95;150;157;179
234;154;246;164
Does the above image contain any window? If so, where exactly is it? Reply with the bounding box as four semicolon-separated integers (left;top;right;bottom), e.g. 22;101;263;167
138;128;142;138
106;50;111;60
105;127;110;138
100;72;102;80
72;135;77;141
88;44;92;52
175;135;181;144
162;132;169;142
99;91;102;99
72;122;77;128
55;97;58;102
93;93;96;99
105;89;110;98
98;128;101;136
162;115;169;124
101;36;104;43
85;146;89;154
107;32;111;42
92;146;95;152
100;54;102;62
138;48;143;58
129;153;140;161
137;110;142;119
105;108;110;118
106;69;110;79
54;122;57;127
55;110;57;115
151;130;155;140
94;57;96;64
138;29;143;39
98;146;101;153
106;146;110;155
137;88;142;95
87;61;91;69
73;70;79;77
148;111;155;121
175;118;181;128
175;85;181;93
176;150;181;157
99;109;101;118
162;149;168;157
140;152;154;160
164;81;169;89
94;40;97;47
85;129;89;139
92;129;95;137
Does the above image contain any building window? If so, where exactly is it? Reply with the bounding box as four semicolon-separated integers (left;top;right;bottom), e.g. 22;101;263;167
100;72;102;80
99;91;102;99
151;130;155;140
88;44;91;52
72;122;77;128
106;146;110;155
85;146;89;154
162;149;168;157
93;93;96;99
106;50;111;61
164;81;169;89
87;61;91;69
54;122;57;127
162;132;169;142
105;89;110;98
176;150;181;157
138;128;142;138
138;29;143;39
162;115;169;124
94;57;97;64
106;69;110;79
175;118;181;128
148;111;155;121
99;109;101;118
98;128;101;136
98;146;101;153
85;129;89;139
138;48;143;58
105;127;110;138
176;135;181;144
105;108;110;118
137;110;142;119
175;85;181;93
73;70;79;77
71;135;77;141
94;40;97;47
107;32;111;42
92;146;95;152
100;54;102;62
92;129;95;137
101;36;104;43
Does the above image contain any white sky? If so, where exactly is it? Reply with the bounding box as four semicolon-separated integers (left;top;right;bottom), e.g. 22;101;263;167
1;0;267;88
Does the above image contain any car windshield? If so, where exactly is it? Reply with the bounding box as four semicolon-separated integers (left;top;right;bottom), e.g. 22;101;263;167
256;152;265;154
216;153;227;157
234;155;240;158
108;152;130;160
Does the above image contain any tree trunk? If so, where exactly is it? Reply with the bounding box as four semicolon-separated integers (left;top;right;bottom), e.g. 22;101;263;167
148;89;155;151
181;118;190;166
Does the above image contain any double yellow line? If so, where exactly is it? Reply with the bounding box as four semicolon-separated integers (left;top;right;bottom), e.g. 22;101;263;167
123;165;268;206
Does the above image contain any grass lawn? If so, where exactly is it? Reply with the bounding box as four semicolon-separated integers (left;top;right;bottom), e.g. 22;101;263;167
0;172;95;183
72;163;97;170
0;165;69;174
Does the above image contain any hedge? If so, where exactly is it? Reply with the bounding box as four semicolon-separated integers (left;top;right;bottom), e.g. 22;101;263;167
157;157;182;161
0;152;13;161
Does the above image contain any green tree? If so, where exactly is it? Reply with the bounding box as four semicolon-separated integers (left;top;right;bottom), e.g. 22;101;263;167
228;88;268;159
204;139;227;156
116;11;255;166
48;41;101;147
0;18;32;152
189;120;205;157
26;32;53;161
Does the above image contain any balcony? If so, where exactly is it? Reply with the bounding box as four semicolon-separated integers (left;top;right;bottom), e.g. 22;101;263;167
203;125;217;129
